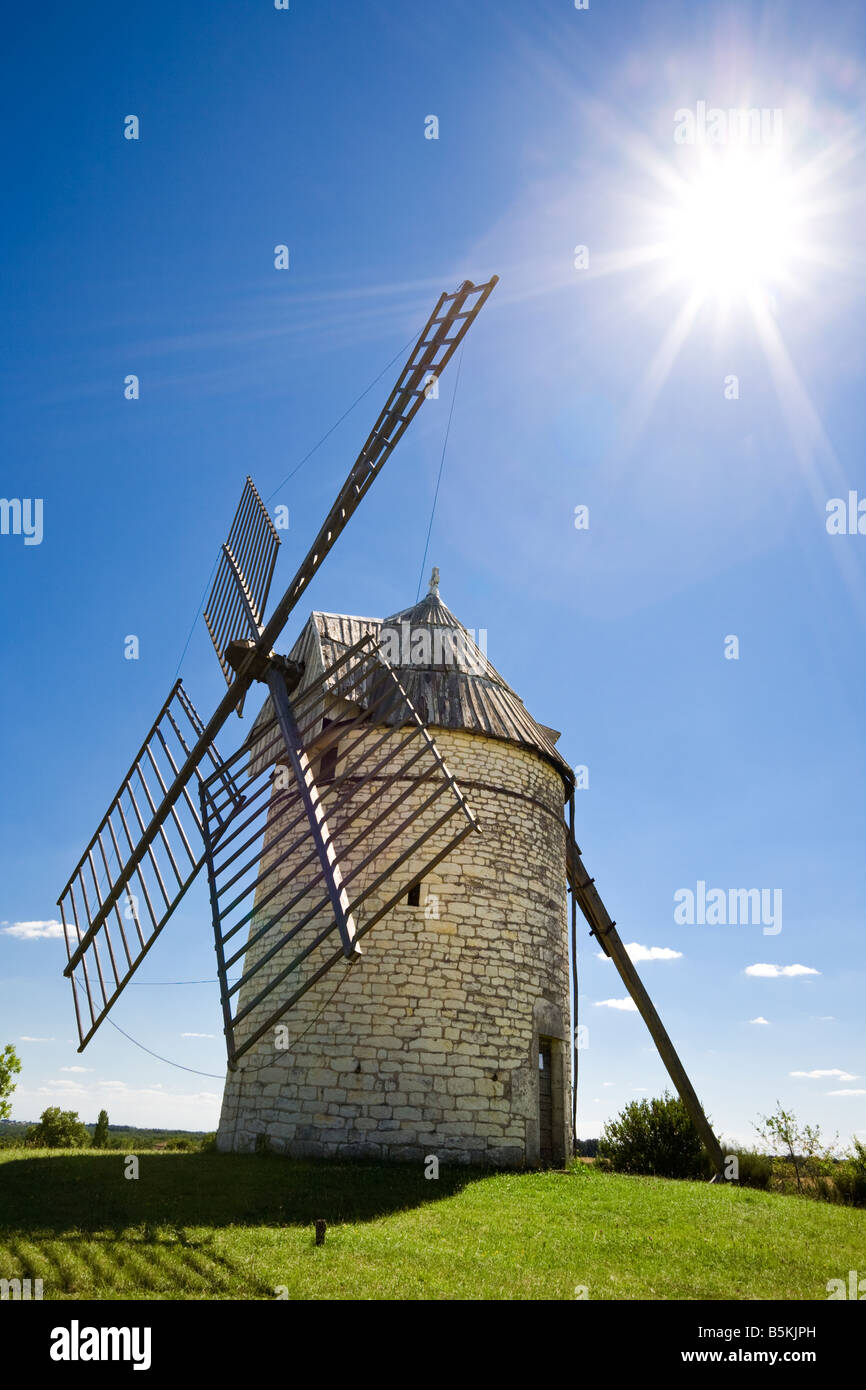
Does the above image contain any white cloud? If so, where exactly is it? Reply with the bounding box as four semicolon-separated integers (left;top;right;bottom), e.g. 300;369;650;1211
594;998;639;1012
19;1036;55;1043
97;1079;162;1091
181;1032;215;1039
603;1081;615;1087
60;1066;91;1073
791;1069;858;1081
827;1089;866;1097
750;1017;770;1025
745;963;820;978
597;942;682;963
1;919;71;940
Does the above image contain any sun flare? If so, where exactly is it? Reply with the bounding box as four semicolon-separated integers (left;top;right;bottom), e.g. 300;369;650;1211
661;149;800;306
574;91;853;465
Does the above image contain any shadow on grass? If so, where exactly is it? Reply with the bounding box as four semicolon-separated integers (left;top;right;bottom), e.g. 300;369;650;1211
0;1151;489;1237
0;1222;276;1299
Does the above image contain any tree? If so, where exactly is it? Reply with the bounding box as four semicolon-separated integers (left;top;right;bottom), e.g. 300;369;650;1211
26;1107;90;1149
0;1043;22;1121
93;1109;110;1148
755;1102;837;1193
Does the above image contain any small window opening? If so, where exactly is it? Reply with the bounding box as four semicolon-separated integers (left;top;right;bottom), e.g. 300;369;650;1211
406;882;421;907
320;717;338;782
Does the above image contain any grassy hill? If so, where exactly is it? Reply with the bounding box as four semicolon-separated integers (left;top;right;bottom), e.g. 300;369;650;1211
0;1149;862;1300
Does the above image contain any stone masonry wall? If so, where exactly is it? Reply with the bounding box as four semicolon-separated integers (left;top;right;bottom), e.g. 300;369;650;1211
216;724;571;1167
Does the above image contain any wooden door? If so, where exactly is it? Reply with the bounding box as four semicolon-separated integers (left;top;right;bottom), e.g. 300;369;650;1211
539;1037;553;1164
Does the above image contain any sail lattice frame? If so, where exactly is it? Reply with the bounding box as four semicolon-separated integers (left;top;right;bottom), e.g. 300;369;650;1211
199;634;478;1065
59;680;240;1050
203;476;281;707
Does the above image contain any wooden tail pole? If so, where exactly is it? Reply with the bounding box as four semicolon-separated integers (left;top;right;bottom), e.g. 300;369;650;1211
565;833;726;1177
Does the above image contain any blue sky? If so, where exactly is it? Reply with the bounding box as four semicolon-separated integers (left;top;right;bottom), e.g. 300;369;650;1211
1;0;865;1148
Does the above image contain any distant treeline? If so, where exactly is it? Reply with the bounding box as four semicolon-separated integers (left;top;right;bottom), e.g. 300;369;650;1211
0;1119;209;1149
574;1138;599;1157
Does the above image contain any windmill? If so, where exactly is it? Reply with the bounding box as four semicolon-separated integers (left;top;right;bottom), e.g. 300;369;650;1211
57;272;725;1175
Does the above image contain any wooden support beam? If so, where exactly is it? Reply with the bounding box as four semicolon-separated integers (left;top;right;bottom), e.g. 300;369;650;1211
565;831;726;1177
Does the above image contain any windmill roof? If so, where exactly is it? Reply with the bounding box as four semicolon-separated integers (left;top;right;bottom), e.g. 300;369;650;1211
285;590;574;792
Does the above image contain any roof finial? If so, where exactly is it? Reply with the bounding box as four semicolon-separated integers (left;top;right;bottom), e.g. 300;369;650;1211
428;566;440;598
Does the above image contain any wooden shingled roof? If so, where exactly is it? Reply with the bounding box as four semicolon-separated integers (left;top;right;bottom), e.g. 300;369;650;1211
283;591;574;792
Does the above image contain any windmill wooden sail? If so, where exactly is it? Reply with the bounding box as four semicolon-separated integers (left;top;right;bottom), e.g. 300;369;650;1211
199;632;478;1066
58;275;498;1050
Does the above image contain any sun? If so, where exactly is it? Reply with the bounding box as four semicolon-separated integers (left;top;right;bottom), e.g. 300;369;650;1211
661;148;800;307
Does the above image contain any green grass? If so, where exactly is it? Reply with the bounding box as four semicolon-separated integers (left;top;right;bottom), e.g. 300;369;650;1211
0;1149;863;1300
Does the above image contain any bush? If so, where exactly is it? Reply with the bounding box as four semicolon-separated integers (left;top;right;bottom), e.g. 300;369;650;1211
198;1132;218;1153
727;1148;773;1189
596;1091;708;1179
826;1140;866;1207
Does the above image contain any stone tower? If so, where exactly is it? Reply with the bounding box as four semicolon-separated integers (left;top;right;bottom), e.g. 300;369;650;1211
216;579;575;1167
